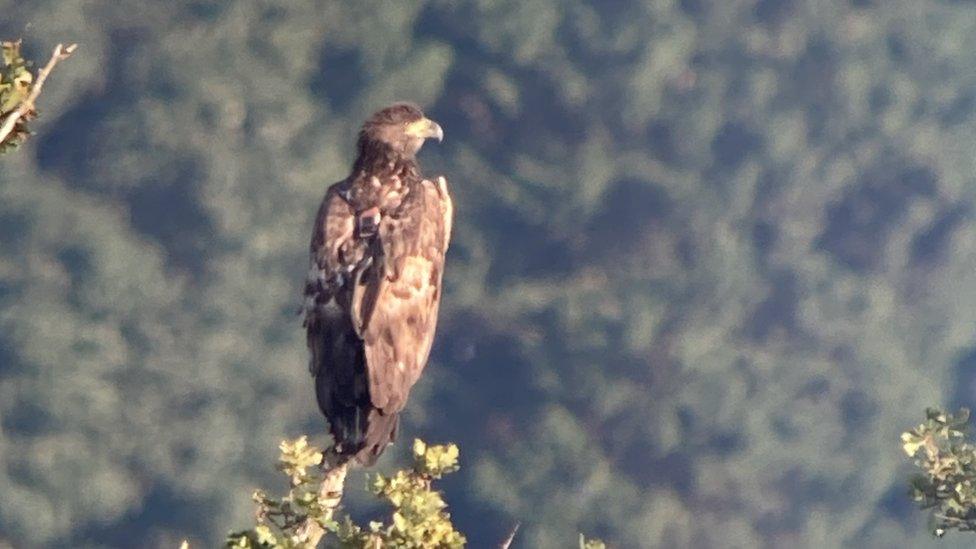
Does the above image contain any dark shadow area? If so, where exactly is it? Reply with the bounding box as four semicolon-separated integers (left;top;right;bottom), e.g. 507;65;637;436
940;90;975;126
869;84;892;116
564;0;646;70
756;469;850;539
754;0;797;26
479;202;576;284
35;88;114;187
126;164;214;276
646;120;681;165
886;32;909;64
309;46;365;111
746;269;799;342
795;376;831;401
585;177;674;259
752;220;778;265
840;389;877;430
878;481;916;523
816;163;937;272
418;3;590;170
639;448;697;494
430;313;546;447
423;310;547;546
712;122;765;171
790;38;838;140
910;205;969;268
950;346;976;412
57;244;94;310
0;208;31;254
678;0;709;20
70;485;213;548
0;397;54;436
36;30;215;279
183;1;232;22
0;336;26;380
36;28;151;187
426;61;512;165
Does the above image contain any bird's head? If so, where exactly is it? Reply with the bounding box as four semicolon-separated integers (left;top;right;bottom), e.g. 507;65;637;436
358;102;444;160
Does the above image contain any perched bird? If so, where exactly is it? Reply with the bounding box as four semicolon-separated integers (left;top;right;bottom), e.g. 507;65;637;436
302;103;452;466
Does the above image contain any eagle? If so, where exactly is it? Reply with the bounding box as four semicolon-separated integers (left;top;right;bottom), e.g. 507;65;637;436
302;103;452;466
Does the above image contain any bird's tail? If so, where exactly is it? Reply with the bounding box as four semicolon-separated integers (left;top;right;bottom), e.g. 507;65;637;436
315;367;400;466
309;313;400;466
325;405;400;467
354;409;400;466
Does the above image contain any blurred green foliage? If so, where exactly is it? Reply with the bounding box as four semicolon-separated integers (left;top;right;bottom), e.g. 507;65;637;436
903;408;976;537
2;0;976;547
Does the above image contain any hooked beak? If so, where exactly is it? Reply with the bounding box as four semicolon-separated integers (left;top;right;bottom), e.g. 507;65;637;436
407;117;444;143
428;120;444;143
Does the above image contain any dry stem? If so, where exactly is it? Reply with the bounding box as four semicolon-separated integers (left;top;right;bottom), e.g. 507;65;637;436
499;522;521;549
295;454;348;547
0;42;77;147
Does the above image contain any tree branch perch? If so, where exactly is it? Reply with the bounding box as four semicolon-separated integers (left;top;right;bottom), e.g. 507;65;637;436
0;42;76;148
294;455;348;547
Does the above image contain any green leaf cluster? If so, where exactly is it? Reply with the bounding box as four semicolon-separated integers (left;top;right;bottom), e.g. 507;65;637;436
410;439;460;479
278;437;325;487
579;534;606;549
0;39;34;153
902;408;976;537
226;438;465;549
339;439;465;548
225;436;333;548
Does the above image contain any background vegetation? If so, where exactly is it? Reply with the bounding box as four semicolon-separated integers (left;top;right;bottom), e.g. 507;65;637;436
3;1;976;547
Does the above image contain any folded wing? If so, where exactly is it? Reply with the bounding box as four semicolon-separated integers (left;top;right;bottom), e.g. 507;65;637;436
357;177;453;412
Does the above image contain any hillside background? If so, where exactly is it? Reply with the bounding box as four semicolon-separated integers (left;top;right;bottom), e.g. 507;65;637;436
2;1;976;547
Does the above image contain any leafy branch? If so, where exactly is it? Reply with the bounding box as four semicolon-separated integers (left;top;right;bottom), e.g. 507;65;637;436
902;407;976;536
0;40;76;153
226;438;466;548
578;534;607;549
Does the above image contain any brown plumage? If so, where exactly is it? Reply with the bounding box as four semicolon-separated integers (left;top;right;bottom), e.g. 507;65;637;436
302;103;452;466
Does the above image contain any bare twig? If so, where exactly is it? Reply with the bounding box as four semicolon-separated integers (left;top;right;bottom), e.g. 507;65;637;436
499;521;521;549
0;42;77;147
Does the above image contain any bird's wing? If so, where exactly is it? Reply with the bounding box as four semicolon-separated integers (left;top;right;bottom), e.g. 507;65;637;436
304;181;360;374
356;177;453;412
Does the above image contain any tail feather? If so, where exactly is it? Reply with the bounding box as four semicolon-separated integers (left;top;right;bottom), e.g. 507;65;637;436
311;317;399;466
354;409;400;466
317;384;400;465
